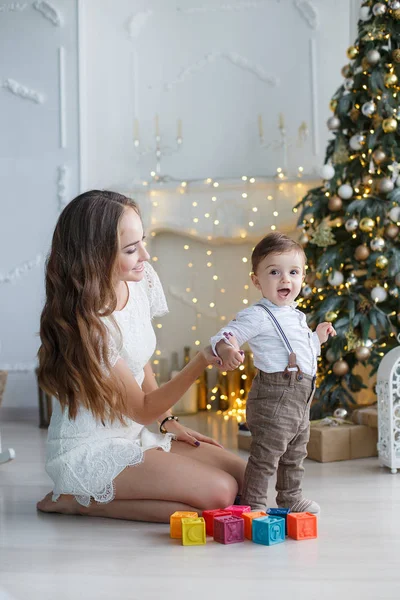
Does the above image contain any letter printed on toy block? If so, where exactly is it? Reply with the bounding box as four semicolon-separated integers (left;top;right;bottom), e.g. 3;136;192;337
214;515;245;544
252;516;285;546
202;509;232;536
266;508;291;534
287;512;317;541
242;511;267;540
181;517;206;546
170;511;198;539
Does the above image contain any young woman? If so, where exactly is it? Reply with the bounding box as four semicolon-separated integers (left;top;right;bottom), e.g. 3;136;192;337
37;190;245;522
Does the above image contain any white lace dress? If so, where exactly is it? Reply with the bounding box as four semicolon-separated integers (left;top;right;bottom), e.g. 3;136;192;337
45;262;173;507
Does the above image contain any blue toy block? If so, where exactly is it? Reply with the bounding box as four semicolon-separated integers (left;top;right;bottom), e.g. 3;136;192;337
266;508;291;535
252;516;285;546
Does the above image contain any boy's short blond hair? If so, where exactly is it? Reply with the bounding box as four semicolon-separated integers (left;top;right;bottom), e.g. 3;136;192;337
251;232;306;274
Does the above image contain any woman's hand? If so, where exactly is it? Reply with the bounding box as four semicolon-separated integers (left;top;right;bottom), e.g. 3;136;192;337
163;419;223;448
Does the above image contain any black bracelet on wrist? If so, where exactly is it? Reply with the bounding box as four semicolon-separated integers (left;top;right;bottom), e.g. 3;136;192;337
159;415;179;434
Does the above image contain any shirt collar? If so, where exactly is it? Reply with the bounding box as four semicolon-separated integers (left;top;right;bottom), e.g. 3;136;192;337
258;297;298;310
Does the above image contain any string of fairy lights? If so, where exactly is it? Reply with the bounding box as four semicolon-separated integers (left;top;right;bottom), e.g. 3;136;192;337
140;169;312;415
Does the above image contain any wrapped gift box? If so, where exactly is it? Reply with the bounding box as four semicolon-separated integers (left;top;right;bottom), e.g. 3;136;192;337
307;422;378;463
351;405;378;428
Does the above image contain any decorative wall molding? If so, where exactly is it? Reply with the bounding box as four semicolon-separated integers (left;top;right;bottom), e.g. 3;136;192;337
0;362;36;372
168;285;216;319
2;78;45;104
0;255;42;285
294;0;319;30
0;2;27;11
58;46;67;148
309;38;319;156
33;1;63;27
127;10;154;39
57;165;68;211
163;51;279;91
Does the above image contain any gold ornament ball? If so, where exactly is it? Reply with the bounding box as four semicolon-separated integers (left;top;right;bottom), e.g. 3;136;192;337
328;195;343;211
384;72;399;87
325;311;338;322
341;64;352;78
347;46;359;60
393;49;400;63
383;117;398;133
386;223;400;238
355;244;370;261
372;148;386;164
355;346;371;361
393;8;400;20
330;99;338;112
359;217;375;232
361;57;370;71
333;359;350;377
376;255;389;269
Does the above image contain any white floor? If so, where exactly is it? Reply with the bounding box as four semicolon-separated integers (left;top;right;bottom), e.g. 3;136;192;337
1;413;400;600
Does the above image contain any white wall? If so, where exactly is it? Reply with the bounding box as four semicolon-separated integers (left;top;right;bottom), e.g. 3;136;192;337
1;0;360;411
0;0;80;409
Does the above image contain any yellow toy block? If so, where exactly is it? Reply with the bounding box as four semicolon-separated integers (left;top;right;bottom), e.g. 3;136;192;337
181;517;206;546
170;511;198;539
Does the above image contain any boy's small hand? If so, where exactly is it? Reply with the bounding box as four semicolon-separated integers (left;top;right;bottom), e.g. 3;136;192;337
316;322;337;344
215;334;245;370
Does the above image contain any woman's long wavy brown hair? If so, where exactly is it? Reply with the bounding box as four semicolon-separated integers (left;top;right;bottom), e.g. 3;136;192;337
37;190;139;423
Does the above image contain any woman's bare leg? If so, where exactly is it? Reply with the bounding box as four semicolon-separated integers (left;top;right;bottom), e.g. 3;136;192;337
37;446;239;522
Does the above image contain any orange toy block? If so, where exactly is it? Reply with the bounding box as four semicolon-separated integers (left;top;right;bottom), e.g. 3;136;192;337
170;511;198;539
287;512;318;540
242;511;267;540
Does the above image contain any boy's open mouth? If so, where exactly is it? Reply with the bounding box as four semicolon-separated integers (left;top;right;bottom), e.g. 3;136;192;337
278;288;291;298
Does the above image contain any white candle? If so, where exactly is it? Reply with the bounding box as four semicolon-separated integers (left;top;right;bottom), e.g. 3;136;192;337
258;114;264;139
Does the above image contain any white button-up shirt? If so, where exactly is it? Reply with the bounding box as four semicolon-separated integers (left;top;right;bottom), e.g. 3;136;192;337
210;297;320;376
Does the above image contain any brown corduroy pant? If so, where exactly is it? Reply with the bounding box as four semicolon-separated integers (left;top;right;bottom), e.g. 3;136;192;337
241;369;315;511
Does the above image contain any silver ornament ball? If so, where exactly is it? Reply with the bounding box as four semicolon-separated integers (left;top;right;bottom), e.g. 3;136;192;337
328;270;344;286
389;206;400;223
371;286;388;303
366;49;381;65
379;178;395;193
345;218;359;232
373;3;387;16
370;236;385;252
361;101;376;117
326;349;337;363
333;408;348;419
349;134;366;150
347;273;358;285
389;286;400;298
321;164;335;180
327;116;341;130
338;184;353;199
389;0;400;9
302;285;313;298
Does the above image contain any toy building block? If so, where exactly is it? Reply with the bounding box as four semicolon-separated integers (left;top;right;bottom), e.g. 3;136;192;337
252;516;285;546
214;515;245;544
202;509;232;536
287;512;317;540
223;504;251;518
266;508;291;534
182;517;206;546
170;511;198;539
242;511;267;540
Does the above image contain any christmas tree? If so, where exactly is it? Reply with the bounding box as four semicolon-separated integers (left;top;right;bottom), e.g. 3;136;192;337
295;0;400;418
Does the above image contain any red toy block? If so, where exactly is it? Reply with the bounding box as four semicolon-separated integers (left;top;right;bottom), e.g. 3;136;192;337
287;512;318;540
202;509;232;536
224;504;251;518
214;515;245;545
242;511;267;540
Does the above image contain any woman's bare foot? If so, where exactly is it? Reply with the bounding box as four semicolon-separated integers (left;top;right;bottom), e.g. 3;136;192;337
37;492;84;516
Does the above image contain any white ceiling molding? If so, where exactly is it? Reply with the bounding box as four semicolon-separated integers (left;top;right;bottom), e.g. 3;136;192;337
163;51;279;91
2;78;45;103
33;1;63;26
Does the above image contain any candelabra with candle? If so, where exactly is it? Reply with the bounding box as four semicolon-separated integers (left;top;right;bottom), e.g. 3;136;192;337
133;115;183;183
